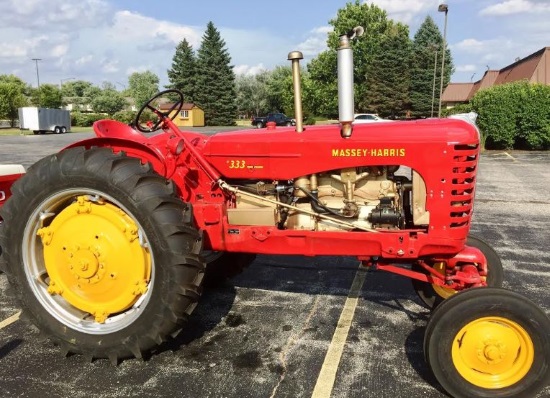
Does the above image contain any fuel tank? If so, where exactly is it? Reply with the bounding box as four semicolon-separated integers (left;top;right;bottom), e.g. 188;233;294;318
201;118;480;180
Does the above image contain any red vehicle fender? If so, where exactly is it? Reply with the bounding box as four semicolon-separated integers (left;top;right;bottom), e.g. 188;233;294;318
64;137;169;177
0;164;25;212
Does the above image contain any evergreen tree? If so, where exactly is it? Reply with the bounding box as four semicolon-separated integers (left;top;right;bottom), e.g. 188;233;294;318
195;21;237;126
410;16;453;117
167;38;197;103
365;24;411;117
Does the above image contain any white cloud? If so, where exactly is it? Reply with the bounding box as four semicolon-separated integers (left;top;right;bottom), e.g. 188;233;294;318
101;59;119;74
365;0;440;23
111;11;201;48
456;64;476;73
51;44;69;58
479;0;550;16
0;0;113;31
126;65;153;75
297;36;327;57
75;55;94;66
454;39;488;53
234;64;268;76
0;43;28;59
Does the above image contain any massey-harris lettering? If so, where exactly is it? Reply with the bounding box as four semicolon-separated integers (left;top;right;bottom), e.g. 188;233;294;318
331;148;406;157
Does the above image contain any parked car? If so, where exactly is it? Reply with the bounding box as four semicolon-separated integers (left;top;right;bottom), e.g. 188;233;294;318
251;113;296;128
353;113;392;123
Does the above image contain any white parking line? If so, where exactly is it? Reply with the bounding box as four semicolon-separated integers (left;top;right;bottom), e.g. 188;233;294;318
0;311;21;329
311;264;367;398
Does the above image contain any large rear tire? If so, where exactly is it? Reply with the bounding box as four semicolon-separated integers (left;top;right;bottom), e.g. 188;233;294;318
412;234;503;309
0;147;205;361
424;288;550;398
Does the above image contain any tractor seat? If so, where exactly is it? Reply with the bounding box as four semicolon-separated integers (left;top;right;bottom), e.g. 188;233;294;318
93;120;147;143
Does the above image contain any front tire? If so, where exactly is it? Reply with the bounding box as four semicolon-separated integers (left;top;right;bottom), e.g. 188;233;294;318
424;288;550;398
0;147;205;361
256;122;264;129
412;234;503;309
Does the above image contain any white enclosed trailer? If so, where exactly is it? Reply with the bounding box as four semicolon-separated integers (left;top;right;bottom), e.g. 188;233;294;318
18;107;71;134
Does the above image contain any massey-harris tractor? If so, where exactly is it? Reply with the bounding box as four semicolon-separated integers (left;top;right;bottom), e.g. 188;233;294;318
0;27;549;398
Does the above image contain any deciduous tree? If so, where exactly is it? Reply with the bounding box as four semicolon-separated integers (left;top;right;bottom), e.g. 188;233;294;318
31;84;63;109
0;75;28;126
307;1;412;118
91;83;128;115
128;71;160;109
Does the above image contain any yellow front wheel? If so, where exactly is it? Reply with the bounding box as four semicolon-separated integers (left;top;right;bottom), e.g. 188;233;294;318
424;288;550;398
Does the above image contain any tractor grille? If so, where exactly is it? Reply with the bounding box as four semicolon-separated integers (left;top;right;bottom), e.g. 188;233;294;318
449;144;479;230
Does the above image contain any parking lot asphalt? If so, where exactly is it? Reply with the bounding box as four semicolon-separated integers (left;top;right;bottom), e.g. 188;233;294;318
0;131;549;398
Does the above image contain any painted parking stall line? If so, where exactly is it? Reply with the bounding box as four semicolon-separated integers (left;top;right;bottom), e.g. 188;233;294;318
311;264;367;398
0;311;21;329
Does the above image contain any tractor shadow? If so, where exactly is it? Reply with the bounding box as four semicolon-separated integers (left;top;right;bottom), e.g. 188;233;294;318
161;254;448;394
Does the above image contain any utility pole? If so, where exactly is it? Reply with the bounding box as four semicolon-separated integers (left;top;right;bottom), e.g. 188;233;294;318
431;47;438;118
32;58;42;107
32;58;42;88
437;3;448;118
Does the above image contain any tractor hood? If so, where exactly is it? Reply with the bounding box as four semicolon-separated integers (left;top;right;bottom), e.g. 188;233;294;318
200;119;480;180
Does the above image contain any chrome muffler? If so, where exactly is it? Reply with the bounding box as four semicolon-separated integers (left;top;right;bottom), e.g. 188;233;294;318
338;26;364;138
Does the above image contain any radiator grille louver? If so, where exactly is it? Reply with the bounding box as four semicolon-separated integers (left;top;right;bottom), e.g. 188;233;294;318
449;144;478;229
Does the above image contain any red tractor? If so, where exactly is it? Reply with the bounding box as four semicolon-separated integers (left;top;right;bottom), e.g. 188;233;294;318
0;28;548;398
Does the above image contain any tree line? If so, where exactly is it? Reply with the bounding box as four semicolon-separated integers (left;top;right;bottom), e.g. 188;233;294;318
0;1;452;127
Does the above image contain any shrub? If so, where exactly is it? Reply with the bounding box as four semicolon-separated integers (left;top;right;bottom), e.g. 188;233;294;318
72;112;107;127
303;116;316;125
112;110;136;125
516;83;550;149
442;103;472;117
470;81;550;150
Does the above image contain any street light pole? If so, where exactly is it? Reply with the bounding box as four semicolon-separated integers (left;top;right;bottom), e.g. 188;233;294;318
31;58;42;88
60;77;75;88
438;3;448;118
431;48;438;118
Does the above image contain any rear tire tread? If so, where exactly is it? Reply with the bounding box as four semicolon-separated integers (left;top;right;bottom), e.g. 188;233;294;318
0;147;205;361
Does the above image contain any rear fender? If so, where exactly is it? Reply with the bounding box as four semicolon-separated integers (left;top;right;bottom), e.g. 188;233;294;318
64;137;168;177
0;165;25;213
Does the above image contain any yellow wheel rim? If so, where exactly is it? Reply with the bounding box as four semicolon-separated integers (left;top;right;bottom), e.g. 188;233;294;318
37;195;151;323
452;316;534;389
432;262;457;299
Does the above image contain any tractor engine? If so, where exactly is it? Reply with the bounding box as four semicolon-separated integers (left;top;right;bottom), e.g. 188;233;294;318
230;166;412;231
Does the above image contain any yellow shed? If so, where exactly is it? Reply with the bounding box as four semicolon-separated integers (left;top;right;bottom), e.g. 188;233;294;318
159;102;205;127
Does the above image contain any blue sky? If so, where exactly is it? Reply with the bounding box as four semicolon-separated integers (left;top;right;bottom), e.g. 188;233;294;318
1;0;549;89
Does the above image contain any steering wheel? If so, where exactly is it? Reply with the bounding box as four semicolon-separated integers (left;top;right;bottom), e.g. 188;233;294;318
134;89;184;133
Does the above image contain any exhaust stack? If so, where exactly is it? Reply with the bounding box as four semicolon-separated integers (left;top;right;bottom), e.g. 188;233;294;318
338;26;364;139
288;51;304;133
